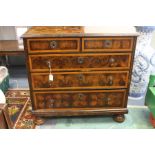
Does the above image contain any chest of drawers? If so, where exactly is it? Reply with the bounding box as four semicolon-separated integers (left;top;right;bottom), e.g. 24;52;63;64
23;26;137;123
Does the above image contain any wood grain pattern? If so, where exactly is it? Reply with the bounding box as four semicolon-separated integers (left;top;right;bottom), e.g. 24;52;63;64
24;26;84;37
22;26;138;38
29;53;131;72
27;38;80;53
31;71;129;90
33;89;126;110
82;37;134;52
23;26;137;121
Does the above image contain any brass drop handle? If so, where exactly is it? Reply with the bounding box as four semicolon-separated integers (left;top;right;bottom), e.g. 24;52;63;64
78;74;84;80
78;93;84;101
107;98;111;105
109;57;115;63
109;57;117;67
77;57;84;64
49;99;55;108
50;40;57;49
47;60;51;68
104;40;112;48
107;76;113;86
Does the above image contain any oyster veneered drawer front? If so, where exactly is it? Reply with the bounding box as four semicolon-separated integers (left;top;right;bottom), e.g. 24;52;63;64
82;37;134;52
29;53;131;72
27;38;80;53
33;90;126;109
31;71;129;90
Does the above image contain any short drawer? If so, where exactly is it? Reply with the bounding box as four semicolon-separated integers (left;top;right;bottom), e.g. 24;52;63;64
82;37;134;52
27;38;80;53
31;71;129;90
29;53;131;72
33;90;126;109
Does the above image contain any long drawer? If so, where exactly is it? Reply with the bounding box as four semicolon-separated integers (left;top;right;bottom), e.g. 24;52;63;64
33;89;126;109
27;38;80;53
31;71;129;90
82;37;134;52
29;53;131;72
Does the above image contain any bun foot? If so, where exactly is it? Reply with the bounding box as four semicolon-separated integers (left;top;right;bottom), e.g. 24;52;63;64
113;114;125;123
34;117;45;125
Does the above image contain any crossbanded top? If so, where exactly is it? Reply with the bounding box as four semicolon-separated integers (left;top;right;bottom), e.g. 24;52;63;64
22;26;138;38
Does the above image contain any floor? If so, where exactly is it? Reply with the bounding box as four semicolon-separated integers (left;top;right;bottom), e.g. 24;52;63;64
36;106;153;129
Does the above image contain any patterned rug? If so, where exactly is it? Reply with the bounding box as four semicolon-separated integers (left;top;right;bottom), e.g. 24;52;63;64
6;90;36;129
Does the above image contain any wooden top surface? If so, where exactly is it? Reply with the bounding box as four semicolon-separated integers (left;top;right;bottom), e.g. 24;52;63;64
0;40;24;54
22;26;138;38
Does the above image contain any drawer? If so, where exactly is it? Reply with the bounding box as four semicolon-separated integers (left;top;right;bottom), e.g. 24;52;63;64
82;37;134;52
29;53;131;72
33;90;126;109
27;38;80;53
31;71;129;90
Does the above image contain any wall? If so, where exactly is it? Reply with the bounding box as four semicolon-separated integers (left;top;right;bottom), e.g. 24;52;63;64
0;26;16;40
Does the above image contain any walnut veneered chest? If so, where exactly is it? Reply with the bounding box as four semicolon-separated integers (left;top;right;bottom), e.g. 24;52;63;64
23;26;137;123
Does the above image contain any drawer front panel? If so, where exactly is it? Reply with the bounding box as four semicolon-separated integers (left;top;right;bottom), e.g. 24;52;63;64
31;71;129;90
27;38;80;53
82;37;134;52
33;90;126;109
29;53;131;72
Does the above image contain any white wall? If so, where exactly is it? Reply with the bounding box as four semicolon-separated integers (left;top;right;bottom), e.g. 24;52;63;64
0;26;16;40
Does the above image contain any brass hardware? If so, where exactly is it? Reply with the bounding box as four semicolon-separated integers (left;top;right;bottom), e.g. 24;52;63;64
47;61;51;68
49;99;55;103
77;57;84;64
107;98;111;105
50;40;57;49
50;103;54;108
49;99;55;108
109;57;117;67
78;93;84;101
107;76;113;86
104;40;112;48
119;79;125;86
78;74;84;80
109;57;115;63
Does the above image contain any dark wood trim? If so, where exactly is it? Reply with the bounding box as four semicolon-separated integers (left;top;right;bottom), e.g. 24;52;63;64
32;108;128;117
23;38;36;110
